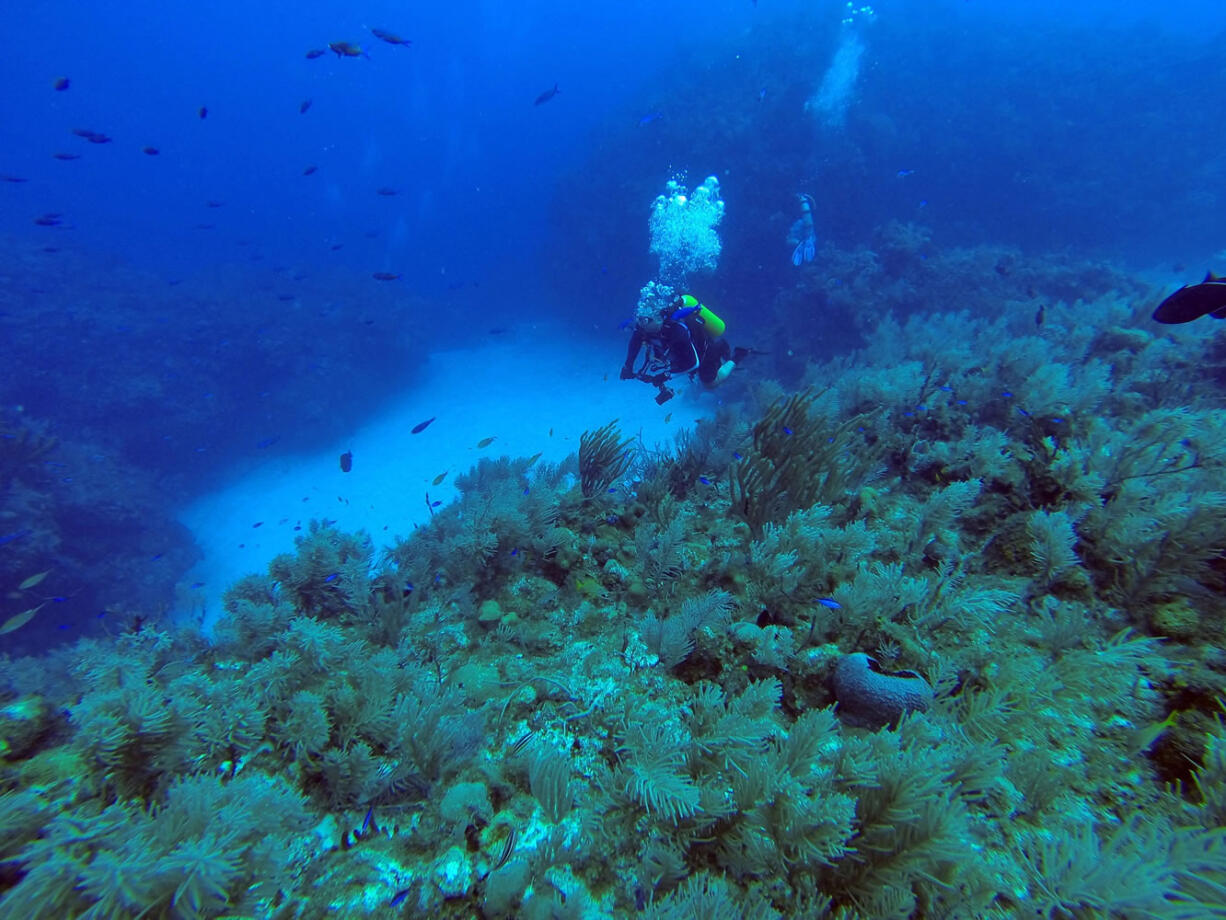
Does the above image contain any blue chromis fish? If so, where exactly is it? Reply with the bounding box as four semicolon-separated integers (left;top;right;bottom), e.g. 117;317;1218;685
411;417;435;434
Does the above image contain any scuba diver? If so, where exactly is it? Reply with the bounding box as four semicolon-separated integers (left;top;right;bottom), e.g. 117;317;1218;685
791;193;817;266
619;293;747;404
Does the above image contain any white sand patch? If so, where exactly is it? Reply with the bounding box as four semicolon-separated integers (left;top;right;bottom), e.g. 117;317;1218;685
177;325;718;626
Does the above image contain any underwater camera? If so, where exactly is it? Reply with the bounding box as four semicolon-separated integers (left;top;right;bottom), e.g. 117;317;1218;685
655;385;675;405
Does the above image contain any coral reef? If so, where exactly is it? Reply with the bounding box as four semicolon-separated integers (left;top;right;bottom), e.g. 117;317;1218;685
3;251;1226;918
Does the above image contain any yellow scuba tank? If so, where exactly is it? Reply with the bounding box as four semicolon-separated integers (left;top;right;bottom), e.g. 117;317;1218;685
678;294;726;338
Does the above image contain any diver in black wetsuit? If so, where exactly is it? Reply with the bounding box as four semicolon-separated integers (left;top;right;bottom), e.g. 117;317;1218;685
619;294;745;404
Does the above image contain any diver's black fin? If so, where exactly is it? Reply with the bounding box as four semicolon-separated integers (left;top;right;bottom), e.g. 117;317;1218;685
1210;306;1226;320
1205;270;1223;283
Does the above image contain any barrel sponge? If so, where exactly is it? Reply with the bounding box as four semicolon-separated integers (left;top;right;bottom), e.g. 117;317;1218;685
648;176;725;283
832;652;933;728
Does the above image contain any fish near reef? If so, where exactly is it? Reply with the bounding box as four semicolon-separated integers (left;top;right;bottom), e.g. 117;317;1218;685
329;41;365;58
1152;271;1226;324
411;417;435;434
339;450;353;472
372;272;401;281
305;48;326;59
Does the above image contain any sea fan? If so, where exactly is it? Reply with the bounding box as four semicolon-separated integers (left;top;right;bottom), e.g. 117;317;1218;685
1027;508;1080;585
529;749;574;824
622;723;701;823
162;835;240;919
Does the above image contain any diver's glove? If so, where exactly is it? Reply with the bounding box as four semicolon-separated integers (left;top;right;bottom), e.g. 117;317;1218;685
713;360;736;386
619;364;635;380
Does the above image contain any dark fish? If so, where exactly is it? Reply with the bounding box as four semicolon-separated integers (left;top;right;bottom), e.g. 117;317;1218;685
142;146;159;155
198;105;208;119
637;112;662;126
339;450;353;472
411;417;435;434
534;83;560;106
302;164;317;175
329;41;364;58
86;133;112;144
376;186;398;196
432;471;447;485
52;152;81;160
205;200;224;208
390;889;411;907
1152;271;1226;324
305;48;326;59
476;437;495;448
372;272;401;281
33;215;63;227
252;521;263;528
299;99;312;114
72;127;99;138
1035;304;1045;327
53;77;70;91
370;28;412;46
330;243;343;250
0;174;28;182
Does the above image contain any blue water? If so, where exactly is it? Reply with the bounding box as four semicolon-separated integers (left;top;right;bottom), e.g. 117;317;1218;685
2;0;1226;914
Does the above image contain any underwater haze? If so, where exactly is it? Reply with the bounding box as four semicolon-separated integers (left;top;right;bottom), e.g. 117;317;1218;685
2;0;1226;916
